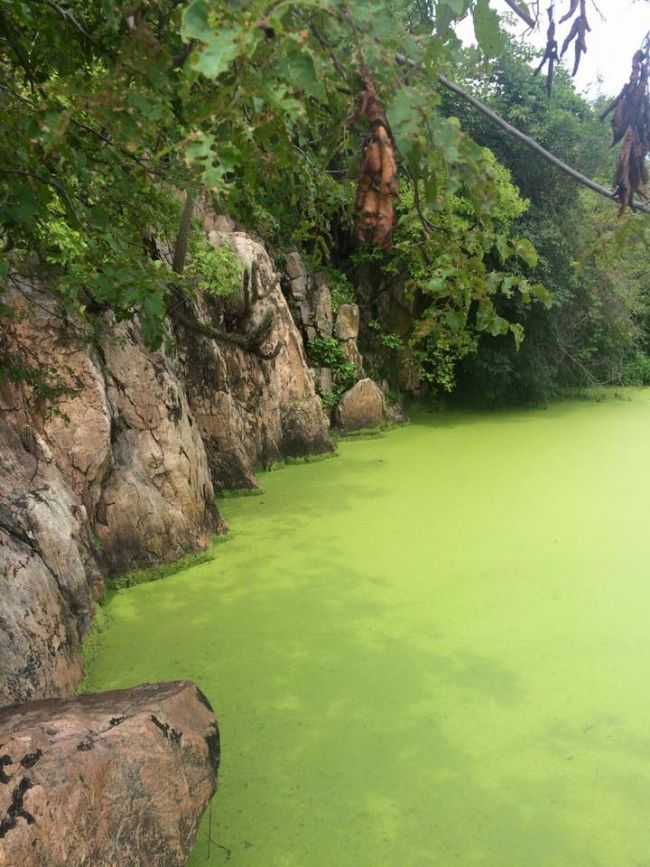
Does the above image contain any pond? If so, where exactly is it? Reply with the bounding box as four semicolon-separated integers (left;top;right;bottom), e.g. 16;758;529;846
84;391;650;867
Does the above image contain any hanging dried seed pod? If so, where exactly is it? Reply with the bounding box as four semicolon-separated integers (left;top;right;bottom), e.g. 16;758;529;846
353;80;399;249
602;46;650;213
534;5;560;95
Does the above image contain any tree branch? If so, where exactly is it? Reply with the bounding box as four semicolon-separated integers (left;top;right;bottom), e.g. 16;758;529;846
503;0;537;29
435;72;650;215
173;301;283;361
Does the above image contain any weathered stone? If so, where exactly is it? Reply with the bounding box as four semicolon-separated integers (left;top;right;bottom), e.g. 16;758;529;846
97;322;218;575
314;367;333;394
342;338;364;371
211;214;236;233
0;414;101;708
0;681;219;867
178;230;332;490
305;325;317;343
0;281;219;705
299;301;313;326
289;275;307;300
336;378;386;431
311;282;333;338
285;251;305;280
284;252;308;300
335;304;360;340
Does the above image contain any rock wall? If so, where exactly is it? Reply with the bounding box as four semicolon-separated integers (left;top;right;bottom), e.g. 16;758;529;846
177;231;332;491
0;227;331;708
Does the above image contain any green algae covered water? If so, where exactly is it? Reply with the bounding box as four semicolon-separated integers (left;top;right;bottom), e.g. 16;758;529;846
84;392;650;867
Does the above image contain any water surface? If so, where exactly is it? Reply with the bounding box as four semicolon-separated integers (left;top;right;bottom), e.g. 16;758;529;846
85;392;650;867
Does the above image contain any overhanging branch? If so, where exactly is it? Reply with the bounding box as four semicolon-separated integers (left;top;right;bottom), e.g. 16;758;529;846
393;52;650;216
436;72;650;215
503;0;537;29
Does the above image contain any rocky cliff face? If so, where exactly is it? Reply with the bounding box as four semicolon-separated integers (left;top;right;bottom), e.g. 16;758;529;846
177;231;332;491
0;225;331;708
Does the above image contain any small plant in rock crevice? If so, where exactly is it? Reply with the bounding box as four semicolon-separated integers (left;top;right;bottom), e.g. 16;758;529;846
307;336;359;408
185;236;244;298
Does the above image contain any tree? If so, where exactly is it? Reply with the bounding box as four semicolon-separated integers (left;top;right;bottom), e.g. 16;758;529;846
0;0;646;402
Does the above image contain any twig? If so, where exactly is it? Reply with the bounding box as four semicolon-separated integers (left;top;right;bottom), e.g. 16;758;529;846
38;0;95;43
0;169;82;226
173;302;283;361
504;0;537;29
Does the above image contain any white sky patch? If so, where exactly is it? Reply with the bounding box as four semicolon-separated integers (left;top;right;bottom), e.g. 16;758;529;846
455;0;650;98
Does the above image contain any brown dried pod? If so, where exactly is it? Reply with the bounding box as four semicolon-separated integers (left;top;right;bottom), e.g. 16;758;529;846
353;81;399;250
559;0;580;24
608;45;650;212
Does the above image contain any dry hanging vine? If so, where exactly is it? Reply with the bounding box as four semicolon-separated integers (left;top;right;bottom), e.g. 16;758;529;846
353;78;399;249
602;40;650;213
535;1;590;93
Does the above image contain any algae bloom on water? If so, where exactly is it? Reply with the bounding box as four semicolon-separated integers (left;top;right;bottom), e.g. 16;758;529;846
85;392;650;867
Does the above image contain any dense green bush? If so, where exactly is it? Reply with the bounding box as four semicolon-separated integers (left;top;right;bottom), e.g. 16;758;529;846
622;354;650;387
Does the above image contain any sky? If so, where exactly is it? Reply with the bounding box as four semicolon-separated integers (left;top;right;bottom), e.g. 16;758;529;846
456;0;650;98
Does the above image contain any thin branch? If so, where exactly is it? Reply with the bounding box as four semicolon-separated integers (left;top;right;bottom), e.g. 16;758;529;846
434;72;650;215
38;0;95;43
0;81;168;180
0;169;82;226
503;0;537;29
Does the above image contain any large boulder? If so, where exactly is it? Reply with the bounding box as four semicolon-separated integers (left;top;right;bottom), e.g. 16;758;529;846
336;378;386;431
96;322;219;574
284;250;308;300
0;681;219;867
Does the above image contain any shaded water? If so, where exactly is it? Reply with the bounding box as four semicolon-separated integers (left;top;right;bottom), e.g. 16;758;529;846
85;392;650;867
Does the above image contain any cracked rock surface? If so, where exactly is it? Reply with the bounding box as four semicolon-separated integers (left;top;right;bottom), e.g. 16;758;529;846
0;681;219;867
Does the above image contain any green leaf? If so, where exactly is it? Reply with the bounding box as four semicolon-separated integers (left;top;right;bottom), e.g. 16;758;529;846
192;28;241;78
181;0;211;42
495;234;511;263
387;88;425;162
443;0;467;15
473;0;505;58
278;48;322;99
514;238;538;268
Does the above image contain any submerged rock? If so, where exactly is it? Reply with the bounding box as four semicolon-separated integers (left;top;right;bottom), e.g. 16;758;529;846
0;681;219;867
336;378;387;431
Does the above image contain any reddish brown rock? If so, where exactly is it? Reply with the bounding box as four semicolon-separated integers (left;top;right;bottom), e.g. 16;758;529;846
0;681;219;867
